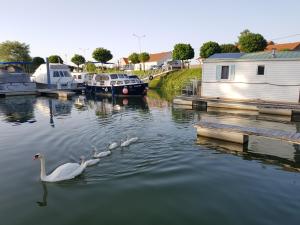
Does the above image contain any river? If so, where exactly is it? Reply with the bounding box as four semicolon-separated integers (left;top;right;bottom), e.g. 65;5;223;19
0;91;299;225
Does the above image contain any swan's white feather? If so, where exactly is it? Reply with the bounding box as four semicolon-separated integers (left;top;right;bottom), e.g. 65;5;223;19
43;163;85;182
85;158;100;166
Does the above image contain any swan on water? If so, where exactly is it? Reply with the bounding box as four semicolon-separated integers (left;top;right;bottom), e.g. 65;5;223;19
128;137;138;144
120;138;131;147
80;156;100;167
93;149;111;158
121;136;139;147
108;142;119;150
33;153;87;182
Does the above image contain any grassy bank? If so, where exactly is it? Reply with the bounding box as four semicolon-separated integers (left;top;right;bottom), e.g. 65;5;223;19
148;68;202;100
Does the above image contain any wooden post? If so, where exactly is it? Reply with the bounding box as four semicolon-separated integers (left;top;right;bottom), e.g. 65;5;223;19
46;58;51;89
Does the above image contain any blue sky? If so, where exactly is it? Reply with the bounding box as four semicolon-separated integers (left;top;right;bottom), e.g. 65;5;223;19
1;0;299;63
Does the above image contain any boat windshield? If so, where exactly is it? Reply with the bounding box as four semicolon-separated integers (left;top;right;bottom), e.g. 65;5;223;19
110;74;118;79
95;74;109;81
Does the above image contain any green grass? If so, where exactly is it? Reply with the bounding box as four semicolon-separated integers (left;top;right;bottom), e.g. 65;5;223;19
148;68;202;100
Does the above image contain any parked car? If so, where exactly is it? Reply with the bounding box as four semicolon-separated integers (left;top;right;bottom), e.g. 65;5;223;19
162;60;182;70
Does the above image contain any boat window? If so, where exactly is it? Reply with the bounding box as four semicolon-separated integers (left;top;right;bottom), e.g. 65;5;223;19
78;75;82;79
257;65;265;75
110;74;118;79
95;75;109;81
125;80;131;84
110;81;116;85
53;71;60;77
130;80;136;84
117;81;124;85
59;71;64;77
63;71;71;77
123;74;128;78
118;74;124;78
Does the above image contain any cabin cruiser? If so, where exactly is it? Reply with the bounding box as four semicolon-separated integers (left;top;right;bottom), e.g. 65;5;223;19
31;63;77;89
86;74;148;96
0;65;36;96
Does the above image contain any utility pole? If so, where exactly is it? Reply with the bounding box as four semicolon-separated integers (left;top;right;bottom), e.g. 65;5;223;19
133;34;146;53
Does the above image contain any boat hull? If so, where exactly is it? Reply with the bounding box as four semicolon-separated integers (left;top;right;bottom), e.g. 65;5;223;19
86;84;148;96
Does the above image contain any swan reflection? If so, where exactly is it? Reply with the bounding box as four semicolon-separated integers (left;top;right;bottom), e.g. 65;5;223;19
36;182;48;207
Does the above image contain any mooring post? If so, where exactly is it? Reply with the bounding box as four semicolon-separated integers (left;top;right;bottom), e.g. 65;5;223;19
46;58;51;89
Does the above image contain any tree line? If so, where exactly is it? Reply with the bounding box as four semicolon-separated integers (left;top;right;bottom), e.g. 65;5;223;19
0;29;270;72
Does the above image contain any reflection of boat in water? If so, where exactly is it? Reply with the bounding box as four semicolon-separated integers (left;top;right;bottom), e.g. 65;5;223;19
35;97;73;127
197;136;300;171
86;95;149;117
0;96;36;123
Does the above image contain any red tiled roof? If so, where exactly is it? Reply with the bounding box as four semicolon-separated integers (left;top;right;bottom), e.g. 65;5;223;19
148;51;172;62
265;42;300;51
122;57;129;64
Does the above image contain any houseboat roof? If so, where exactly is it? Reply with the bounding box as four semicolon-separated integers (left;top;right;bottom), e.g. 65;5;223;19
205;51;300;62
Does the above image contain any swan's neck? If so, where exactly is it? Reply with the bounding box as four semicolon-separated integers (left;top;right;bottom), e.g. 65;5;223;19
40;158;46;179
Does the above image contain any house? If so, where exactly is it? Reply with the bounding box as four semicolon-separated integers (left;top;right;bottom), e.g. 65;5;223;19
120;51;173;71
140;51;172;70
265;41;300;51
201;51;300;103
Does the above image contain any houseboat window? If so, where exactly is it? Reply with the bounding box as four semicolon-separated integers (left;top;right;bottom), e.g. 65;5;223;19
110;74;118;79
110;81;116;85
117;81;124;85
118;74;124;78
221;66;229;79
95;75;109;81
53;71;60;77
257;65;265;75
63;71;71;77
78;75;82;79
59;71;64;77
125;80;131;84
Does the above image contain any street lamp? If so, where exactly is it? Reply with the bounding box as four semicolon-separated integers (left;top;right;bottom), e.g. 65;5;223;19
133;34;146;53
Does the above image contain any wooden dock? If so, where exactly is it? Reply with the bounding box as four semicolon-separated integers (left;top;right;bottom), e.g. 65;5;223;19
37;89;75;99
195;121;300;144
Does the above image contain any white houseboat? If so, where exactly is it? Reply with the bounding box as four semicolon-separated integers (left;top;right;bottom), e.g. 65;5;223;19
86;74;148;96
201;51;300;103
32;63;77;89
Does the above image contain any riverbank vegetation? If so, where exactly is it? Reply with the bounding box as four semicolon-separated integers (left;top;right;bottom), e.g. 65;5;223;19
149;68;201;100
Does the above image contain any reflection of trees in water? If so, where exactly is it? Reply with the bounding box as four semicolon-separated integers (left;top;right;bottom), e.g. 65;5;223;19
171;107;202;124
0;96;36;123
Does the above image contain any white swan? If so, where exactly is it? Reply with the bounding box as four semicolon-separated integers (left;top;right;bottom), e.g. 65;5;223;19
108;142;119;150
128;137;138;144
80;156;100;167
120;138;131;147
33;153;87;182
93;149;111;158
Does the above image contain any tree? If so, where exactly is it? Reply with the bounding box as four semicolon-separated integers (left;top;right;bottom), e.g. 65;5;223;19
238;29;267;53
31;57;45;71
0;40;31;62
200;41;221;58
138;52;150;71
92;47;113;71
48;55;64;64
220;44;240;53
84;62;96;73
128;52;140;64
172;43;195;69
71;54;86;71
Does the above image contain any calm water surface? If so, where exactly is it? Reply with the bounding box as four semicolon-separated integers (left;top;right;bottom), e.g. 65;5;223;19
0;92;300;225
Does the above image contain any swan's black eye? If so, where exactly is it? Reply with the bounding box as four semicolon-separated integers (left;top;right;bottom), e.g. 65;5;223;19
34;154;39;159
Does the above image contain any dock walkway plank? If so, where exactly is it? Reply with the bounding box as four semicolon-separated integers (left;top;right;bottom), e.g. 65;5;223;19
196;121;300;144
